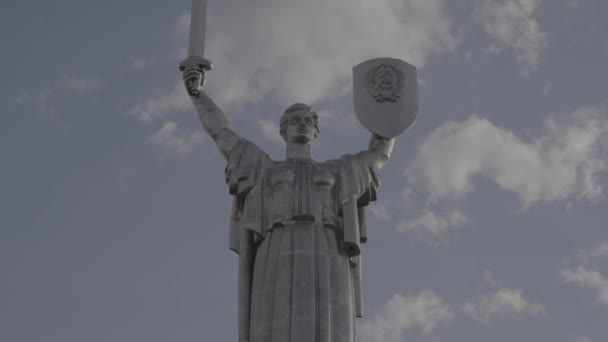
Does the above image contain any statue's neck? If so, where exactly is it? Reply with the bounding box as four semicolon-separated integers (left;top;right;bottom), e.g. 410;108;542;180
285;142;312;160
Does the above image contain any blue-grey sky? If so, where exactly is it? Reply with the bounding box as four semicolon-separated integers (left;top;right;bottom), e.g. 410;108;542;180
2;0;608;341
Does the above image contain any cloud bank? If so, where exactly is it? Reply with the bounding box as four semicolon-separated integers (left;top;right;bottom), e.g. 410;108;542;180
407;105;608;207
360;271;546;340
476;0;547;71
127;81;191;123
397;209;470;243
127;0;458;156
462;288;546;322
358;290;453;342
561;242;608;306
202;0;457;107
148;120;206;157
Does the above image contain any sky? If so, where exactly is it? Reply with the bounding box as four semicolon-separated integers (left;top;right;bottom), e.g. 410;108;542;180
1;0;607;341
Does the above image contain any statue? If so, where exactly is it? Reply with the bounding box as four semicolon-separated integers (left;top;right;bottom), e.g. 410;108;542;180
179;1;417;341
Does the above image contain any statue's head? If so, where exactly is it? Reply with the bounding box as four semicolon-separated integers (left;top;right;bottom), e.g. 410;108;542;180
279;103;320;144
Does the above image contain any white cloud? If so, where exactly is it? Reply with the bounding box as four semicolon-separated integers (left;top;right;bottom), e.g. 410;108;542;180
561;267;608;305
463;271;546;322
361;274;546;339
462;288;546;323
406;105;608;207
148;120;206;157
370;203;394;223
256;119;284;145
358;290;453;342
561;242;608;306
480;269;502;289
578;241;608;261
16;74;103;117
397;209;470;243
127;81;191;122
194;0;457;108
476;0;547;71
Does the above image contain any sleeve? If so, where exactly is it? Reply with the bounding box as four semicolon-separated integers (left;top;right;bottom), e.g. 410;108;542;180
340;135;393;250
225;139;273;253
326;151;381;318
225;139;273;341
323;151;380;257
337;151;380;255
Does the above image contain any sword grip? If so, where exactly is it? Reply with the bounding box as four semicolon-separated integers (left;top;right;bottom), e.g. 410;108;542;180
187;77;203;97
179;56;212;97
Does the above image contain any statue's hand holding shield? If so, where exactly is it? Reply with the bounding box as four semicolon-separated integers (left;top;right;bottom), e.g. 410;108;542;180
353;58;418;139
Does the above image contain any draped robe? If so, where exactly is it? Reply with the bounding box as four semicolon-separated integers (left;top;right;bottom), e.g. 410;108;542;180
225;139;381;342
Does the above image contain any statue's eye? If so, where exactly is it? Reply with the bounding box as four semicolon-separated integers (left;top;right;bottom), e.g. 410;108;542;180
291;118;299;124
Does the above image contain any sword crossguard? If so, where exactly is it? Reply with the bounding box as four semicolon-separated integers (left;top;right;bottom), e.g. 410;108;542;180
178;56;212;72
179;56;212;97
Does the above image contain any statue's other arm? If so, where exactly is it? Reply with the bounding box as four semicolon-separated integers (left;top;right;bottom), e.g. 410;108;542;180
190;91;241;160
336;133;394;257
366;134;395;170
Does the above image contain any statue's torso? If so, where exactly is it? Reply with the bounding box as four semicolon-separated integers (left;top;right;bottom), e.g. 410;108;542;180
264;158;340;230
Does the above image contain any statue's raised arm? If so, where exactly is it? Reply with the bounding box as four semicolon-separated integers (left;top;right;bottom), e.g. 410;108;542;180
365;133;395;170
181;59;241;160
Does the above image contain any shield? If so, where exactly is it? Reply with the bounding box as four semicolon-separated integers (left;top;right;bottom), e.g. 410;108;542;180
353;58;418;139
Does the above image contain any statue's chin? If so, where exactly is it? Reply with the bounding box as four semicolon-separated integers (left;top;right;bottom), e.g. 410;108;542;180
290;135;313;144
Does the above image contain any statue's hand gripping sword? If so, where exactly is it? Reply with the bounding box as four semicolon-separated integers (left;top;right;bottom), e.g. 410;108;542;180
179;0;212;97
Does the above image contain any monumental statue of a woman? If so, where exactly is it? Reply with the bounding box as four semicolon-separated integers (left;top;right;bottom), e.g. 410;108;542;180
180;54;416;341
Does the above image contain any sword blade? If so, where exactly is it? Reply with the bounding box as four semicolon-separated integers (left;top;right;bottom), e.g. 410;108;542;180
187;0;207;57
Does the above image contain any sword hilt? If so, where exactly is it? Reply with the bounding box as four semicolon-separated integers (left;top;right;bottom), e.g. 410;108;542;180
179;56;212;97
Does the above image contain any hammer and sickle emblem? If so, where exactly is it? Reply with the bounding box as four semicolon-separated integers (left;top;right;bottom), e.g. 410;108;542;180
373;66;397;90
367;64;403;103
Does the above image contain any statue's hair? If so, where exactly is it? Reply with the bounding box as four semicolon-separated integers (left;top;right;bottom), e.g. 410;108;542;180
279;103;320;141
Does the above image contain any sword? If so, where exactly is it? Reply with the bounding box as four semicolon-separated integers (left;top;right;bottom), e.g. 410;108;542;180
179;0;212;97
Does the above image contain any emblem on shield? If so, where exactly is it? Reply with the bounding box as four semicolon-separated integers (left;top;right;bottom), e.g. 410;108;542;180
353;58;418;139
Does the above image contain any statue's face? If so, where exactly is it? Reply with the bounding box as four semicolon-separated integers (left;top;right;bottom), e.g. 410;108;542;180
284;110;318;144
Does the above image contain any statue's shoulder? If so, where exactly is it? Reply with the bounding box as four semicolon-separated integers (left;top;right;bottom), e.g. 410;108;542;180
226;139;276;195
320;151;379;184
228;138;275;164
320;152;365;170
